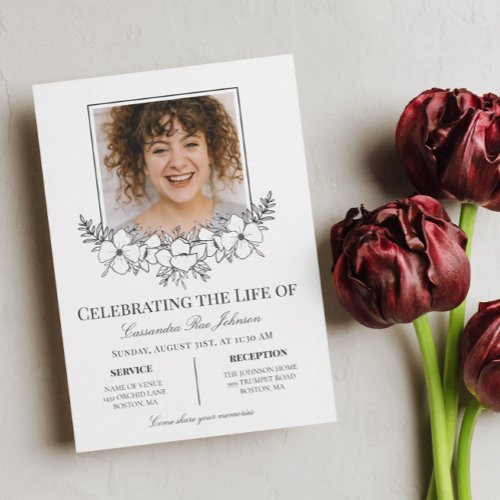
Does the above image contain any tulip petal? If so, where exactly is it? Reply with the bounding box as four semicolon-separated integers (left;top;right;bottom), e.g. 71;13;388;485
331;207;360;263
396;88;500;211
330;195;470;329
409;195;450;221
476;362;500;412
396;90;455;200
333;253;390;328
421;219;470;311
462;300;500;397
478;300;500;314
350;229;432;325
440;111;500;209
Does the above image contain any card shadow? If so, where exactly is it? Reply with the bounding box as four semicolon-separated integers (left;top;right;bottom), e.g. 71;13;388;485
316;128;434;492
18;107;74;445
359;127;415;200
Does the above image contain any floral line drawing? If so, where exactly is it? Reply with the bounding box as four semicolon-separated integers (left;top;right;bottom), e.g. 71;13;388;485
78;191;276;288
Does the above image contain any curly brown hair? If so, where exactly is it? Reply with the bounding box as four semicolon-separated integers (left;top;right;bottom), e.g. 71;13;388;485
103;96;243;204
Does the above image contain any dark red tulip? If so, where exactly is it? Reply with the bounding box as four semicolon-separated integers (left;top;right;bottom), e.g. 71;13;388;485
396;88;500;211
331;195;470;328
462;300;500;411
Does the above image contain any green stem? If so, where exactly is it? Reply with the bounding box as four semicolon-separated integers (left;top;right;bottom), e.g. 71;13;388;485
413;315;455;500
460;202;478;259
457;398;483;500
426;202;478;500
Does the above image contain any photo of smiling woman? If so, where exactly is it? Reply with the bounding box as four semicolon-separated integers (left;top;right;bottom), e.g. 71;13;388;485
95;93;247;234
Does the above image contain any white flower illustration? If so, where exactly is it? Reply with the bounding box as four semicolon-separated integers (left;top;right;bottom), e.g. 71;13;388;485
79;191;275;286
139;234;162;264
98;229;140;275
198;227;225;262
221;215;263;259
156;237;206;272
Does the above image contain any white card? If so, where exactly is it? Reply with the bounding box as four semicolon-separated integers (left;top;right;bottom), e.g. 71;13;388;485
33;55;336;452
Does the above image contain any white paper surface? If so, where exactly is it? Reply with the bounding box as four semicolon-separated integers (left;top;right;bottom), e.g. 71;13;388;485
33;55;336;452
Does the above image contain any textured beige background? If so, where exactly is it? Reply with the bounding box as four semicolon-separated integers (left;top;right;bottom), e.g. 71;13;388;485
1;1;499;499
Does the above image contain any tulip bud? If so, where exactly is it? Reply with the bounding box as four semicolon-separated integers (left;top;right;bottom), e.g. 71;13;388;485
462;300;500;411
396;88;500;211
331;195;470;328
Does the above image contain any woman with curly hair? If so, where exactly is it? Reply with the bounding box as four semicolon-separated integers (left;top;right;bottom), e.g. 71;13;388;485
104;95;244;233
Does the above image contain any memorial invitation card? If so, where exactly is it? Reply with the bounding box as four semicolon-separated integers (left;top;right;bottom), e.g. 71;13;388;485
33;55;336;452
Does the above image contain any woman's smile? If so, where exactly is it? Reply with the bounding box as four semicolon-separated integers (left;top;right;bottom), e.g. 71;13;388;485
165;171;196;187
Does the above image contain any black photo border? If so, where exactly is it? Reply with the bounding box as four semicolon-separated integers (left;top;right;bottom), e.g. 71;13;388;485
86;87;253;226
